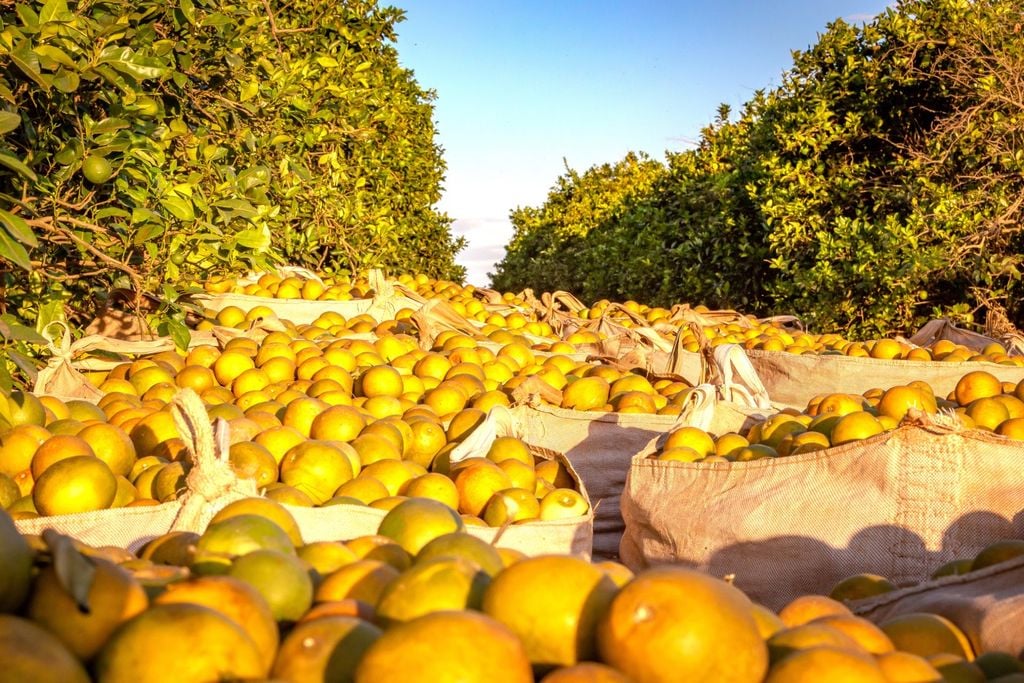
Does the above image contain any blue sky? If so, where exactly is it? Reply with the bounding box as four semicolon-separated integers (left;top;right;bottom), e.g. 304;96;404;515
394;1;894;286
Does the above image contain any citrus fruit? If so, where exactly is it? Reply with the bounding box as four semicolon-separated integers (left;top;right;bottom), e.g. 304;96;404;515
354;610;532;683
377;497;465;555
272;616;382;683
483;554;619;671
597;566;768;683
0;614;89;683
228;548;313;623
376;556;490;624
94;603;266;682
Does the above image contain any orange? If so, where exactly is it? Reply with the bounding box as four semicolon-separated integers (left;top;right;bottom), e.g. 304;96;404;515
377;497;465;555
227;442;278;488
483;555;618;671
209;497;303;546
254;425;307;464
497;458;537;491
309;405;366;442
415;532;505;577
597;566;767;682
763;646;886;682
828;573;896;603
94;603;266;681
876;651;943;682
212;350;256;387
31;434;95;477
539;663;631;682
663;426;716;457
483;487;541;526
0;615;90;683
454;462;513;516
315;560;400;605
401;472;460;509
128;410;180;457
971;539;1024;571
535;459;575;488
78;422;137;478
280;441;356;504
779;594;852;627
965;397;1010;430
560;377;610;411
360;459;417;496
445;408;486;443
354;610;532;683
767;623;862;662
351;432;402;466
333;476;390;504
227;548;313;622
809;615;894;655
152;575;278;671
0;423;50;477
828;412;885;446
486;436;533;466
279;396;329;437
539;488;589;520
33;456;117;515
879;612;974;660
358;365;404;399
376;556;490;624
345;535;413;571
954;370;1003;406
876;385;936;422
405;419;447;468
27;559;145;657
272;616;381;683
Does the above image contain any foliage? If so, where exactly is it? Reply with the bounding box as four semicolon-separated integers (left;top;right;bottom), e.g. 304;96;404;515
490;152;664;300
494;0;1024;337
0;0;462;352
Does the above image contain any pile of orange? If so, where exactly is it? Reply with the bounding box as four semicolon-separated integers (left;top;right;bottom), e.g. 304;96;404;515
3;502;1022;682
654;369;1024;463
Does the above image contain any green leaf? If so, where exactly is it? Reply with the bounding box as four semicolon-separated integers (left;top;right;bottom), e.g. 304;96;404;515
179;0;197;26
0;209;37;247
0;228;32;269
33;45;76;69
98;46;170;81
162;317;191;351
160;196;195;221
234;228;269;249
240;80;259;101
15;5;39;31
0;362;11;393
11;41;50;90
316;56;339;68
0;112;21;135
51;69;79;93
0;150;37;181
8;350;38;383
35;298;65;334
0;316;45;344
38;0;70;24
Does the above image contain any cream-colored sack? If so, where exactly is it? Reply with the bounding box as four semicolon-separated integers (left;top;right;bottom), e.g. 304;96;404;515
16;389;258;550
743;348;1024;410
191;268;425;325
853;554;1024;656
620;416;1024;610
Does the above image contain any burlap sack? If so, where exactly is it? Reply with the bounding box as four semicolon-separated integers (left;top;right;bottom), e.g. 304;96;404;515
16;389;259;550
853;554;1024;656
744;349;1024;410
17;398;592;558
620;416;1024;610
191;269;425;325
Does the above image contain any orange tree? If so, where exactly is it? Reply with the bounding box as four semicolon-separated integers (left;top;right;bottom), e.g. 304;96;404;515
494;0;1024;338
0;0;462;376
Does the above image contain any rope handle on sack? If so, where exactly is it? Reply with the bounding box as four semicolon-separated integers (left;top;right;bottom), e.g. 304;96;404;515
169;388;257;531
713;344;772;410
